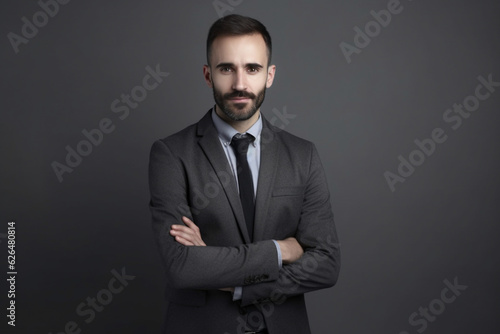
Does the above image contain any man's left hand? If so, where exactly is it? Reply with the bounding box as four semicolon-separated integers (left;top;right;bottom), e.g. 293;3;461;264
170;216;206;246
171;217;234;293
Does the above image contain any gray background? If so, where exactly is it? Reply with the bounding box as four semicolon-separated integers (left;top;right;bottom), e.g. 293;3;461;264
1;0;499;333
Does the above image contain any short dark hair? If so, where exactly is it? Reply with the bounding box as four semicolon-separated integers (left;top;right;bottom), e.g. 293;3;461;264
206;14;272;66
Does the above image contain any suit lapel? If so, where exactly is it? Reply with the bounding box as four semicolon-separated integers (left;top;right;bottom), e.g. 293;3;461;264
254;117;281;241
196;111;251;243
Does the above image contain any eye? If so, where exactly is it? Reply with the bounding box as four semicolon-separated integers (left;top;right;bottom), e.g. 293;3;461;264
247;66;260;73
220;67;233;73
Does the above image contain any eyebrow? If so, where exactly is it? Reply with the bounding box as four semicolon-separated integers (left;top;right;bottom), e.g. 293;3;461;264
215;62;264;69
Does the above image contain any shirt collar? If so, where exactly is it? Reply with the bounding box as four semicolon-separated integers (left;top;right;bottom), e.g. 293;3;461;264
211;106;263;145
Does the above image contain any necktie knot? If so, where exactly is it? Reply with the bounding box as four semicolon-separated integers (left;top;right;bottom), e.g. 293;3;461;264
230;134;254;156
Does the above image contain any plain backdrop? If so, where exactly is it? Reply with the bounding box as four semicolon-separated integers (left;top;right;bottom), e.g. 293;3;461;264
1;0;499;333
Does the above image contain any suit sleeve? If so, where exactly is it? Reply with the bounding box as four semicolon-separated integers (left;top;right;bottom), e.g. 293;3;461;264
240;144;341;307
149;139;280;290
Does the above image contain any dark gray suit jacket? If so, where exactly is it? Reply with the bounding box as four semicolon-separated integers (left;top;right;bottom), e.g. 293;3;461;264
149;110;340;334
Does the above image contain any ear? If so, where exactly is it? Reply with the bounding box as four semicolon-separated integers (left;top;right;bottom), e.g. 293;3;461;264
203;65;213;88
266;65;276;88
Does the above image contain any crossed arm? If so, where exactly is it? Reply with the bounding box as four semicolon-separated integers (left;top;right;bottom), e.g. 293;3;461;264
170;216;304;263
170;216;305;293
150;139;340;306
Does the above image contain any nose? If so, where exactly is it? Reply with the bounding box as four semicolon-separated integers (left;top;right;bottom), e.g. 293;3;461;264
231;69;247;91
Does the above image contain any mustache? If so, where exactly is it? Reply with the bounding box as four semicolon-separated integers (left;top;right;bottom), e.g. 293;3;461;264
224;91;256;99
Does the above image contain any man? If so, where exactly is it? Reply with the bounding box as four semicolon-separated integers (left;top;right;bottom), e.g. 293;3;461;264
149;14;340;334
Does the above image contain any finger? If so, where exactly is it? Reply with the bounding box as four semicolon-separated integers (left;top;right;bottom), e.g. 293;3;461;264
170;229;196;242
171;224;193;233
174;235;194;246
172;225;202;242
182;216;199;231
175;218;206;246
170;226;192;236
171;228;206;246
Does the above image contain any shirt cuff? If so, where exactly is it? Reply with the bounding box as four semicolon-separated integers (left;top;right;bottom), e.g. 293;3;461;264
232;286;243;301
272;239;283;268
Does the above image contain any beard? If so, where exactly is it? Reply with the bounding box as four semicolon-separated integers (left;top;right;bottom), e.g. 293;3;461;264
212;85;266;122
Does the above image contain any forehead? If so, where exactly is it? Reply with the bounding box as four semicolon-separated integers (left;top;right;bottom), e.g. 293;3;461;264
210;33;267;65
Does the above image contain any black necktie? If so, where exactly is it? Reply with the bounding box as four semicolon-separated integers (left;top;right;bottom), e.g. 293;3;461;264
230;134;255;241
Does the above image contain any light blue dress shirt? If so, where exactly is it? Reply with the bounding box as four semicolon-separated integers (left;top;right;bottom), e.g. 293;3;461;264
211;108;282;300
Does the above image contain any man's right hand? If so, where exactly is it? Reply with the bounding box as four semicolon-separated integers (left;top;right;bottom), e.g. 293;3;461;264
277;237;304;264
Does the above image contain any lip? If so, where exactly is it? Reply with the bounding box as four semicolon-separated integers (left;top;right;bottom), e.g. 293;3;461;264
230;98;250;102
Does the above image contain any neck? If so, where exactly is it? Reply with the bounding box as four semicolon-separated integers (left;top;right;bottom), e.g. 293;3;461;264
215;105;260;133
